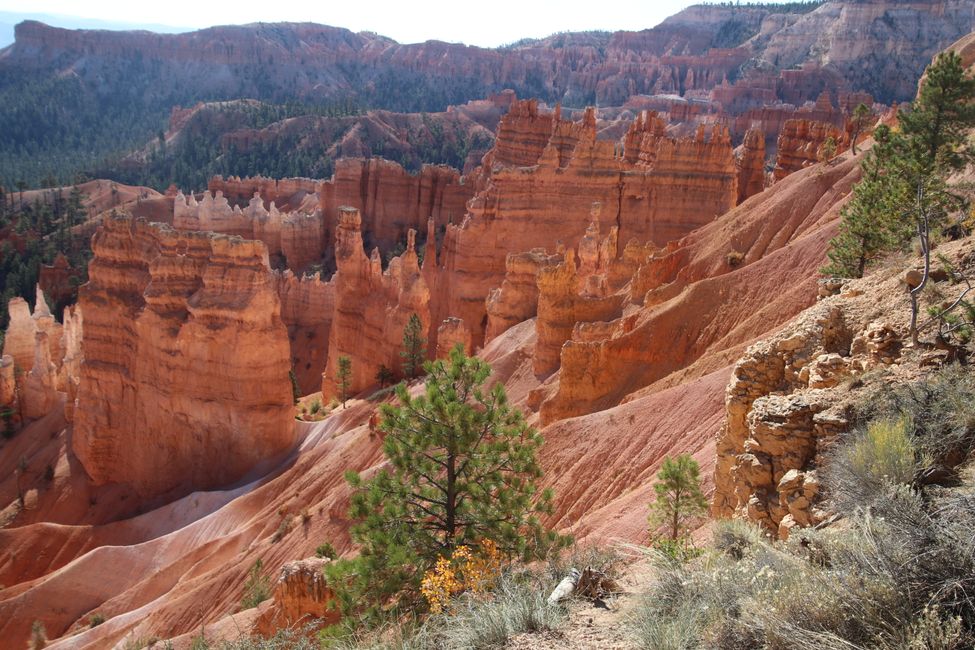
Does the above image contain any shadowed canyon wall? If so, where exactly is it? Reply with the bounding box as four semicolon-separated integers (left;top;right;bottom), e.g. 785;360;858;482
72;216;296;499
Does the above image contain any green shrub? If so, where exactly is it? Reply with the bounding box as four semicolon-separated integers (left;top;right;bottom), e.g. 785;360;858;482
848;416;916;484
829;365;975;513
89;612;105;628
316;543;337;559
240;559;271;610
351;571;564;650
271;515;292;543
632;366;975;650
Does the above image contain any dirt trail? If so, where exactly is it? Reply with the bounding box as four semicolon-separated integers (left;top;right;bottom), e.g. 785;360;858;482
506;557;654;650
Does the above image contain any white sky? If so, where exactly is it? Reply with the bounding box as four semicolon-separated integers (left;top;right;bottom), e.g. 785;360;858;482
0;0;702;47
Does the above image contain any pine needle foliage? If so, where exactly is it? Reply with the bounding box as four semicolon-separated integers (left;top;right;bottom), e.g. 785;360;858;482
649;454;709;541
823;51;975;280
337;355;353;407
328;345;566;622
400;313;426;380
822;125;913;278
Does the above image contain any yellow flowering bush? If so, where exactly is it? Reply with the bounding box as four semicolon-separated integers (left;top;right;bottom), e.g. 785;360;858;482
420;540;502;613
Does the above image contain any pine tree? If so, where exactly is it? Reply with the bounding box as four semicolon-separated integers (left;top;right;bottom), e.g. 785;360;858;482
822;126;912;278
897;52;975;340
400;313;426;379
823;51;975;288
336;355;352;408
375;364;394;388
649;454;708;541
288;369;300;405
328;345;565;619
819;135;837;163
850;102;872;155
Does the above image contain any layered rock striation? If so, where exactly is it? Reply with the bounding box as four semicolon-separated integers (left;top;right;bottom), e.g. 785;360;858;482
736;128;766;203
321;207;430;399
72;216;296;498
174;190;326;273
434;103;737;349
773;118;847;181
319;159;472;256
538;145;864;425
274;271;335;395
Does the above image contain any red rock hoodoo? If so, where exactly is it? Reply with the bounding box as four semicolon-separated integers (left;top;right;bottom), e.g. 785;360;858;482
72;216;296;499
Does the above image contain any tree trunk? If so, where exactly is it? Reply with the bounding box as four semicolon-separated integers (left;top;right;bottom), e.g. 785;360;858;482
910;187;931;345
445;448;456;551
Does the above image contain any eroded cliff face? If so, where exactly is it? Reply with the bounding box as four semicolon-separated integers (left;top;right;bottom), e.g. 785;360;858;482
537;144;864;425
319;159;472;257
751;0;975;102
0;108;903;650
196;160;472;276
736;128;766;203
72;216;295;499
321;207;430;399
253;557;340;636
711;268;965;538
485;248;564;344
434;102;737;349
1;288;81;427
174;189;326;273
274;271;335;395
773;118;848;181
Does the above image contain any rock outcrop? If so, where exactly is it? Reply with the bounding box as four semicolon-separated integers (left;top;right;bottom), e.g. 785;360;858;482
39;253;83;309
773;119;847;181
436;317;472;359
485;249;564;344
0;355;16;413
319;159;473;255
59;305;84;422
531;213;639;378
253;558;339;636
435;104;737;349
274;272;335;395
710;233;975;539
1;288;79;424
174;190;326;273
713;303;855;537
538;144;864;425
2;298;36;372
208;176;320;208
73;216;296;498
736;128;766;204
321;207;430;399
21;330;59;420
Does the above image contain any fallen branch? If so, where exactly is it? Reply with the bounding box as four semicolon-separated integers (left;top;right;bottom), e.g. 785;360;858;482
547;566;622;604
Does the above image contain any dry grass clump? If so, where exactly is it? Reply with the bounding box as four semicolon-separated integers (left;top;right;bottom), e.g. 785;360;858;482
189;627;319;649
324;545;619;650
726;250;745;267
633;365;975;650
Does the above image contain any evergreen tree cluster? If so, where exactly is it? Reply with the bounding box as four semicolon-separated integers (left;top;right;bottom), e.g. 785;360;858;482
0;185;89;330
104;100;491;192
824;51;975;280
0;50;528;192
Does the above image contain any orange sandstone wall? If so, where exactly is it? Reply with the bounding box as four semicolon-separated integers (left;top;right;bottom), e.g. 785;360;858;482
321;208;431;399
73;216;296;499
736;128;766;204
319;159;473;257
773;119;847;181
274;271;335;395
432;102;737;349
